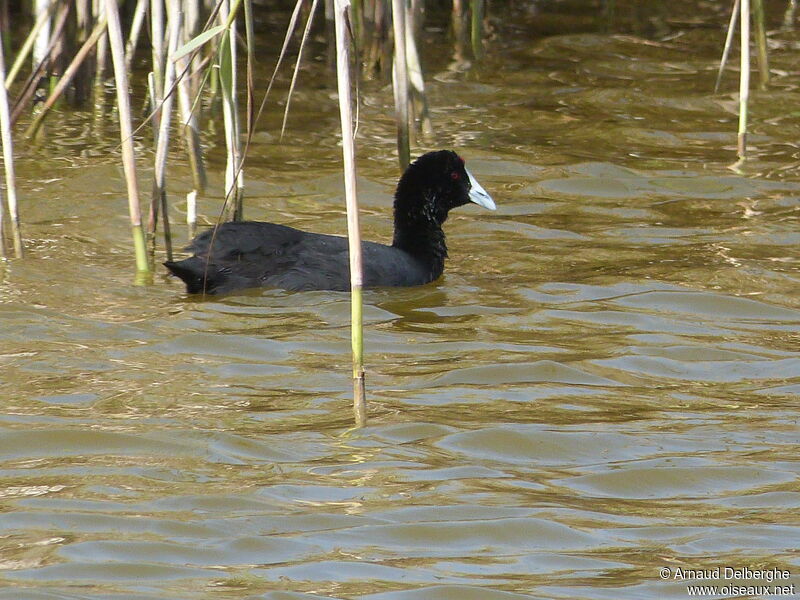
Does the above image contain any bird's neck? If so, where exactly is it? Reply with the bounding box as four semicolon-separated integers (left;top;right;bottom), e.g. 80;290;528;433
392;202;448;281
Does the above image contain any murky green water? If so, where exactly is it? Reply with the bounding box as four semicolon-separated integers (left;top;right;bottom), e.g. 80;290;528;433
1;2;799;599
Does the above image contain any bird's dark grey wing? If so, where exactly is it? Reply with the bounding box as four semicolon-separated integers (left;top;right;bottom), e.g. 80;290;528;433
187;222;309;261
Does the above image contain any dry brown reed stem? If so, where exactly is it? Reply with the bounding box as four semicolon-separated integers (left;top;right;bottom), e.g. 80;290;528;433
451;0;468;67
391;0;410;169
243;0;255;140
176;0;206;193
715;0;739;94
176;50;207;191
738;0;750;159
9;1;68;126
150;0;166;103
281;0;319;139
0;29;22;257
24;14;107;138
403;0;432;139
149;0;182;262
5;0;56;87
0;195;4;257
76;0;89;37
333;0;366;426
104;0;149;273
124;0;148;72
364;0;389;76
218;0;244;222
752;0;769;90
783;0;797;29
183;0;201;94
263;0;304;100
93;1;108;90
33;0;51;69
149;0;166;145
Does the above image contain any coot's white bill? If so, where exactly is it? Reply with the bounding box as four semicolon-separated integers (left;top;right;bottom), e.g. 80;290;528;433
466;168;496;210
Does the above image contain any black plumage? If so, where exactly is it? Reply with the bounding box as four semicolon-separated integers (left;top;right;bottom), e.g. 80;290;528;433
164;150;495;294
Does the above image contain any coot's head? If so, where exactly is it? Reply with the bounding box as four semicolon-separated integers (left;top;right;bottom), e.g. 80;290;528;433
395;150;495;226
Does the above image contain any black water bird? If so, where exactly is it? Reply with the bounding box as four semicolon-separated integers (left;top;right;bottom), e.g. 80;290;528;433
164;150;496;294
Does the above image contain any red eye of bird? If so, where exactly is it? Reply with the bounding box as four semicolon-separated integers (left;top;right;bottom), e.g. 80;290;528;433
451;171;460;180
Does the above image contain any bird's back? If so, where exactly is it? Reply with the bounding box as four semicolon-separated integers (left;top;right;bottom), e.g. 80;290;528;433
165;221;432;294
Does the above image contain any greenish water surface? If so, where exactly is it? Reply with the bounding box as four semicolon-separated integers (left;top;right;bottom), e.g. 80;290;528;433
0;2;798;599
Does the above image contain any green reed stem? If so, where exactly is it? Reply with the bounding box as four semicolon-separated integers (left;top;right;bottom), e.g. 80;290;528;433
470;0;484;59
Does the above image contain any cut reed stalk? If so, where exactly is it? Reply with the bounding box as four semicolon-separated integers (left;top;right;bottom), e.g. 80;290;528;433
186;189;197;239
104;0;150;274
333;0;366;426
0;29;22;257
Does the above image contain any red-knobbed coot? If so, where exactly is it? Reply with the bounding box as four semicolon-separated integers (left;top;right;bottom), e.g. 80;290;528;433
164;150;495;294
